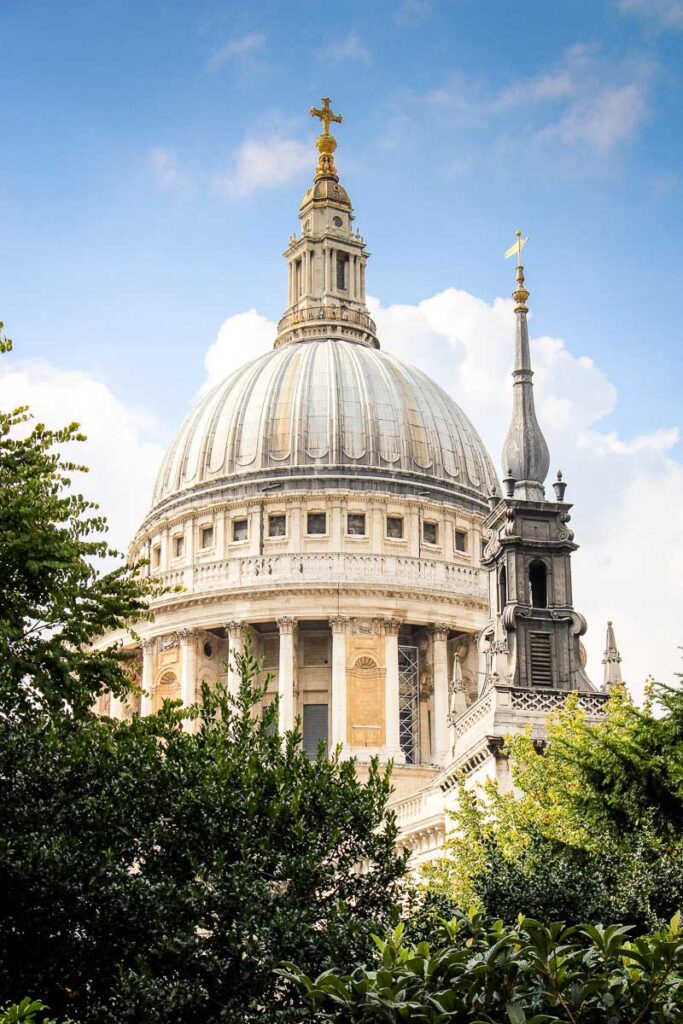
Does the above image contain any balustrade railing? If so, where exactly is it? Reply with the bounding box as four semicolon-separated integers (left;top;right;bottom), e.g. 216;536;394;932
277;305;377;334
155;552;487;601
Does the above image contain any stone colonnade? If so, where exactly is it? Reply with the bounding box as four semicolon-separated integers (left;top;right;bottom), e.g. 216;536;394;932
131;617;457;764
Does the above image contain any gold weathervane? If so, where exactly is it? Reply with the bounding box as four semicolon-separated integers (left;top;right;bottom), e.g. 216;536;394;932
505;229;530;312
504;229;529;267
310;97;343;180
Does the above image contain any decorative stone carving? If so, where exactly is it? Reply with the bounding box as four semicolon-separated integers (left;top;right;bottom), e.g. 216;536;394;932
224;620;247;640
177;628;198;645
432;623;450;642
382;617;401;636
276;616;296;634
157;633;179;651
351;617;381;635
329;615;349;634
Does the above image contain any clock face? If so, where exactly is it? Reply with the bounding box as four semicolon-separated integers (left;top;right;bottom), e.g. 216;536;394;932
333;215;343;228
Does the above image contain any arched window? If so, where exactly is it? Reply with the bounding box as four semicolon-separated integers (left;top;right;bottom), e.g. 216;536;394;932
529;560;548;609
498;566;507;612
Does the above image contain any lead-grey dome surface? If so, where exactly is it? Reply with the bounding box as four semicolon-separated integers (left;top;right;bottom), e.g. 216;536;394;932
150;339;498;517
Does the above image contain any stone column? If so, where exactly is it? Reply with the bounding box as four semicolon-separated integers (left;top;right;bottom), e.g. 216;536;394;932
140;639;155;716
109;691;125;721
179;629;197;713
277;616;296;735
329;616;349;753
225;621;246;698
383;618;404;762
432;624;450;765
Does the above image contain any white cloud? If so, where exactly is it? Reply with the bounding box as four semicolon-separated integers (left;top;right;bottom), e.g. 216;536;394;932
145;147;185;189
0;360;164;554
617;0;683;29
541;82;648;156
367;288;682;697
206;32;266;73
202;309;274;390
317;32;371;66
213;135;311;198
426;44;652;161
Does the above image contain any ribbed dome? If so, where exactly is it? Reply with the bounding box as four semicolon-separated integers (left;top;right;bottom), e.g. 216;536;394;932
150;339;498;517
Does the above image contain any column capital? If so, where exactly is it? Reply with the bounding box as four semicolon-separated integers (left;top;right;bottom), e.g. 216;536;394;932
329;615;350;634
224;620;248;640
141;638;155;654
177;628;198;645
382;617;402;636
276;615;296;634
432;622;451;642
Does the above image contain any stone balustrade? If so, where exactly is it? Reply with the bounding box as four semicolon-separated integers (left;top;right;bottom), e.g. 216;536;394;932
155;552;488;603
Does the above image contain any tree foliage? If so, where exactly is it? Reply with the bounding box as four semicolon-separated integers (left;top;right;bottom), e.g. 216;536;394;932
0;322;156;718
423;685;683;929
282;909;683;1023
0;334;407;1022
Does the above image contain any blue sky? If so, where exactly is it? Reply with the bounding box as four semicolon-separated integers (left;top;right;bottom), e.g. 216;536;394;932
0;0;682;689
1;0;681;443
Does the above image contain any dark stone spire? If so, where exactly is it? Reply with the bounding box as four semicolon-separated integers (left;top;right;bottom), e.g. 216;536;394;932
501;250;550;501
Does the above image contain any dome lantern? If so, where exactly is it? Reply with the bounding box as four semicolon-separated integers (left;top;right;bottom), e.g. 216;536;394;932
275;98;378;350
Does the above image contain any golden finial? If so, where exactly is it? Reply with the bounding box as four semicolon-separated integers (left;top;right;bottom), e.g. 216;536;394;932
310;97;343;180
505;229;530;312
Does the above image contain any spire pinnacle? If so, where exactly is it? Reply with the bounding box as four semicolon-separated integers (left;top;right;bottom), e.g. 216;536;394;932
310;97;343;180
500;230;550;502
602;620;624;690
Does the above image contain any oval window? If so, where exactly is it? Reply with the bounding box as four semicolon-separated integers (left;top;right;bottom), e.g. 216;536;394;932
333;215;343;227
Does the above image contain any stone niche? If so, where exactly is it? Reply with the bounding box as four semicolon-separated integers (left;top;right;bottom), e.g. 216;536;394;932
346;621;385;748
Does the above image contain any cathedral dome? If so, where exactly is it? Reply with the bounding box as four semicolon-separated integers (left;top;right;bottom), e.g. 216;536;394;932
149;338;498;519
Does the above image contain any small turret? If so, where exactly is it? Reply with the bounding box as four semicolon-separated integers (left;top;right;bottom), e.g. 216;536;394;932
602;620;624;690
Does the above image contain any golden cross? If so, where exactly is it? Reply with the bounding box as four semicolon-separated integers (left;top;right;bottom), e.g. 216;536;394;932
504;228;530;266
310;97;343;136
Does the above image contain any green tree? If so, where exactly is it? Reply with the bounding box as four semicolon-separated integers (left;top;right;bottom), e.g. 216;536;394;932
281;909;683;1023
0;332;407;1022
423;685;683;929
0;323;155;717
0;644;406;1023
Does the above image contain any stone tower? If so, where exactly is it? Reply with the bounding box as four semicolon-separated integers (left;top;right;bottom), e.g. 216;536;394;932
479;242;592;692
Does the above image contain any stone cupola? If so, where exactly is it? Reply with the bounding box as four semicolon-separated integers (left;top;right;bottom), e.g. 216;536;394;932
275;97;378;350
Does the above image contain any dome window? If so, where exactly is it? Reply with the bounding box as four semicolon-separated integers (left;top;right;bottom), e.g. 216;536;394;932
200;525;214;549
173;535;184;558
422;521;438;546
347;513;366;536
268;514;287;538
307;512;327;536
386;516;404;540
151;544;161;567
454;529;467;553
232;518;248;543
333;215;343;228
